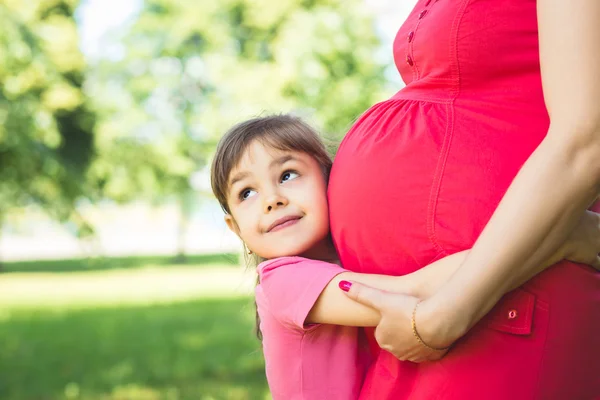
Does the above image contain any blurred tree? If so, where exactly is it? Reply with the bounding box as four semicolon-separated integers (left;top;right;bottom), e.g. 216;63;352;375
87;0;386;260
0;0;96;267
118;0;387;138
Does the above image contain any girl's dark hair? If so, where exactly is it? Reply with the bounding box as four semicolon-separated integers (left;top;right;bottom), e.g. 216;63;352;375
210;114;333;340
211;114;332;214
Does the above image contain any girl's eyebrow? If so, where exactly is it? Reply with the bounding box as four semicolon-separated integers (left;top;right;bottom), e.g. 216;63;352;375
229;171;250;187
270;154;309;170
269;154;295;169
229;154;301;187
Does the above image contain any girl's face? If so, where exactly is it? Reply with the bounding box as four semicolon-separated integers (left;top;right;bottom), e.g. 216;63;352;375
224;140;331;260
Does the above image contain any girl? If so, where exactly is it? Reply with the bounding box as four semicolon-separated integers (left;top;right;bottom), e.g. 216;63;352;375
210;114;600;400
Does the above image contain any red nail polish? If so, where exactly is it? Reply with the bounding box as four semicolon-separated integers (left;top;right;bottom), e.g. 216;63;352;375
339;280;352;292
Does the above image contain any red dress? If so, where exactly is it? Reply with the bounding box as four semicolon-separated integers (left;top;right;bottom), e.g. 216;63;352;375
328;0;600;399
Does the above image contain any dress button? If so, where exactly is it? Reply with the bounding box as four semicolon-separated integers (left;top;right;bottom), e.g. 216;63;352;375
419;10;428;19
508;309;518;319
406;55;414;66
408;31;414;43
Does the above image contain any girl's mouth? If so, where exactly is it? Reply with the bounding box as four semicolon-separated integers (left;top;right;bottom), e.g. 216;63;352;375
267;215;302;232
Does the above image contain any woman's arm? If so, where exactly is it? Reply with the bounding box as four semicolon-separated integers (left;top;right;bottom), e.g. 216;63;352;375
307;236;576;327
416;0;600;347
305;251;467;326
308;202;600;327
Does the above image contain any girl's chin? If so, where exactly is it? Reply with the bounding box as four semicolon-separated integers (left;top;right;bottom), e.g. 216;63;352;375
263;245;313;260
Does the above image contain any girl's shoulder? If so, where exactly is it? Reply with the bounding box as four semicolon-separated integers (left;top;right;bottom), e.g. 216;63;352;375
258;255;311;271
255;257;346;331
257;257;339;278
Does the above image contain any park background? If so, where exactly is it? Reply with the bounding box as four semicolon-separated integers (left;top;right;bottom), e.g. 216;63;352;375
0;0;415;398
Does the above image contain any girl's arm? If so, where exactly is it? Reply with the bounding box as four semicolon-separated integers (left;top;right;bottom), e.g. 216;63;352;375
414;0;600;347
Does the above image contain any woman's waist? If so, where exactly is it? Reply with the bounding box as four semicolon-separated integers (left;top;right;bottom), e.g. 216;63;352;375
391;72;547;108
390;80;457;104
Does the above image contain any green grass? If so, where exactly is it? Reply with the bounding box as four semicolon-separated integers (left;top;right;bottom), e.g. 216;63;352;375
0;256;267;400
0;265;255;310
0;297;269;400
0;253;240;274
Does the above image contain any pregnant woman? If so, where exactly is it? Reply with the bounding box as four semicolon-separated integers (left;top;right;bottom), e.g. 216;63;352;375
328;0;600;399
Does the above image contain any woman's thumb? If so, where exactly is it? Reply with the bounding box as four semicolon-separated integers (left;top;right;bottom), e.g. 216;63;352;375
339;280;384;309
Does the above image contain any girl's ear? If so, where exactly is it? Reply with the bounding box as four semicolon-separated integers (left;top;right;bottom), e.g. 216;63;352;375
224;214;241;237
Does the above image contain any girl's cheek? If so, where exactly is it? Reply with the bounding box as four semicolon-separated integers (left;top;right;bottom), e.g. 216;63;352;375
289;176;305;187
245;195;259;208
238;196;255;208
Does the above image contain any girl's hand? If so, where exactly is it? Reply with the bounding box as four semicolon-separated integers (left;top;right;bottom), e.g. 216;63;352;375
561;210;600;270
342;281;451;362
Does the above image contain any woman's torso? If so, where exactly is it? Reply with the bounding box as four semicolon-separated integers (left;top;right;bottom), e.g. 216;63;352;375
328;0;600;398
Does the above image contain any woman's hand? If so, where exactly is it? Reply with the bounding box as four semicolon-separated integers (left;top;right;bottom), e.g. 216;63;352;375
342;281;451;362
342;211;600;362
561;210;600;270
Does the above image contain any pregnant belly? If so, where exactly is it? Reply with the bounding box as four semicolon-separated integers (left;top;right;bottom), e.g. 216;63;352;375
330;98;600;399
328;98;549;276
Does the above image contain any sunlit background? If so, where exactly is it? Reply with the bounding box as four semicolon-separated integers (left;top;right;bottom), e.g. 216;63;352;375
0;0;416;398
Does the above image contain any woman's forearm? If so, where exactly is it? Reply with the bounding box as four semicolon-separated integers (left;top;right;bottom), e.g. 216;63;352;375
347;251;468;297
305;251;468;326
427;131;600;337
428;0;600;338
307;230;574;328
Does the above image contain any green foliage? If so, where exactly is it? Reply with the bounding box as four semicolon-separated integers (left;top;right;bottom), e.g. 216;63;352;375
0;0;95;225
0;297;268;400
87;0;386;202
1;0;387;227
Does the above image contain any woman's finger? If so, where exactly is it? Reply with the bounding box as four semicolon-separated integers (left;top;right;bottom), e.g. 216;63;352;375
392;351;409;361
426;350;448;361
342;281;386;310
410;348;433;362
411;349;442;363
405;350;427;363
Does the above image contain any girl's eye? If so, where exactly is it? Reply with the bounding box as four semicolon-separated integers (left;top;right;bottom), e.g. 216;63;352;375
240;189;257;201
281;171;299;183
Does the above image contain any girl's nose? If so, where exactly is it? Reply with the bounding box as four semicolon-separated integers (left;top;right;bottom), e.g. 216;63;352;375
264;193;289;213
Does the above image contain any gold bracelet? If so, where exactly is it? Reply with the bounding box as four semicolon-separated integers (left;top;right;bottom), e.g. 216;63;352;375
411;301;451;351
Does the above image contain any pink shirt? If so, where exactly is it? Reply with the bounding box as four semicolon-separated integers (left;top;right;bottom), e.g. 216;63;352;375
256;257;371;400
